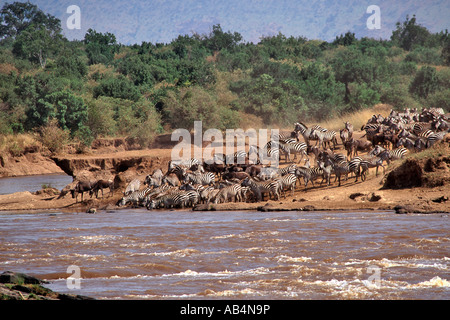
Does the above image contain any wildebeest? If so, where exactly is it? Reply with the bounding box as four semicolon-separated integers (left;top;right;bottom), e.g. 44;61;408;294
222;171;250;181
71;181;94;203
344;138;373;158
89;179;114;199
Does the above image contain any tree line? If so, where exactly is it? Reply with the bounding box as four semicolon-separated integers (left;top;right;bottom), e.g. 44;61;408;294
0;1;449;150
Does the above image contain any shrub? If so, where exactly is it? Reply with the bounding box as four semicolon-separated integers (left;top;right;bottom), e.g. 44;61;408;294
35;119;70;154
409;66;438;98
93;76;141;102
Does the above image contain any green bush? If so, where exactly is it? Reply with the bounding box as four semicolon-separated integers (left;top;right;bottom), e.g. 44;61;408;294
93;76;141;101
405;46;443;65
409;66;438;98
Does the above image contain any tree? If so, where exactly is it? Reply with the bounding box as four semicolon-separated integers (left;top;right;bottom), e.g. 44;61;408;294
93;76;141;102
391;15;432;51
26;89;88;133
409;66;438;99
333;31;356;46
331;47;378;103
203;24;243;52
84;28;118;65
0;1;61;41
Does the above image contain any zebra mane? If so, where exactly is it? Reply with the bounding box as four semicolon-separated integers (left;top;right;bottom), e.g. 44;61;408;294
295;121;308;129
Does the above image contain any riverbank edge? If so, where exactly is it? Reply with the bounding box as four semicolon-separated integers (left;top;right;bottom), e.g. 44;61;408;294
0;271;94;300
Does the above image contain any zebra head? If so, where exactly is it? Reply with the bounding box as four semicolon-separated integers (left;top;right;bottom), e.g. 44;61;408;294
294;122;307;133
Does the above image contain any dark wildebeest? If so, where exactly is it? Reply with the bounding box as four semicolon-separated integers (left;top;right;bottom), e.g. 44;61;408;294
344;138;372;159
71;181;94;203
222;171;250;181
89;179;114;199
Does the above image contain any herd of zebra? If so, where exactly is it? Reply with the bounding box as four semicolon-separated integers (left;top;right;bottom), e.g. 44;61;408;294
113;107;448;210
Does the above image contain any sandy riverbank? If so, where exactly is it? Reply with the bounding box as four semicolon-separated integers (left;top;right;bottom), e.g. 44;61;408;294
0;132;449;214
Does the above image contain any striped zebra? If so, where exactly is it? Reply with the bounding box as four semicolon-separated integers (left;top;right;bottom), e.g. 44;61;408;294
241;177;281;202
327;156;362;186
225;150;247;165
294;166;323;190
168;164;187;180
198;186;215;204
317;160;333;186
293;122;327;146
361;123;383;143
168;158;201;171
360;156;385;181
118;187;152;206
248;145;278;165
276;173;297;197
310;128;338;150
213;183;243;203
264;140;291;162
340;128;351;144
147;191;190;210
284;141;308;162
377;147;408;164
183;171;216;186
412;122;433;136
124;178;140;195
278;164;297;176
396;137;415;151
271;131;298;141
426;131;447;148
344;121;354;138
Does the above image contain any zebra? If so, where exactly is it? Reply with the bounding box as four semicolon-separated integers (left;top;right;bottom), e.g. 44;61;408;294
118;187;152;207
183;171;216;186
147;191;191;210
317;160;333;186
271;131;298;141
327;157;362;186
142;184;172;205
284;141;308;162
213;183;243;203
276;173;297;197
241;177;281;202
360;156;385;181
168;158;201;171
264;140;291;162
412;122;433;136
310;128;338;150
183;190;200;207
168;164;187;180
294;122;327;146
278;164;297;176
144;169;164;188
318;150;346;164
198;186;215;204
426;131;447;148
340;128;351;145
396;137;416;151
124;178;140;195
344;121;354;138
294;166;324;190
377;147;408;164
225;150;247;165
250;144;279;165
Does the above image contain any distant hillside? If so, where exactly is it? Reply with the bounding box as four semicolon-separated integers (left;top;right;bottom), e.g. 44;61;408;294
28;0;450;45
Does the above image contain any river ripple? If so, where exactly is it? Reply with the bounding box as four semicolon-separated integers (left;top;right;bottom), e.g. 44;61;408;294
0;210;448;299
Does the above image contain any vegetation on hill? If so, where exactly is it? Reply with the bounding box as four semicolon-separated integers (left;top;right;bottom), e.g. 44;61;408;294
0;2;449;152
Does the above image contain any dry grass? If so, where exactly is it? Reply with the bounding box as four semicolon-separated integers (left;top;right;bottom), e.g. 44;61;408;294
311;104;393;132
0;134;41;156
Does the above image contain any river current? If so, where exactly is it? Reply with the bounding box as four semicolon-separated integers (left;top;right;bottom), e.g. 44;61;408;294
0;208;448;300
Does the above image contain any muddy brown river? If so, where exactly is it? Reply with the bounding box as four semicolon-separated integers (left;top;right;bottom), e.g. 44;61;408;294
0;208;448;300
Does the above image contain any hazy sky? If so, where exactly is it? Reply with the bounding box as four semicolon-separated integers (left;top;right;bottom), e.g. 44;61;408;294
19;0;450;44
